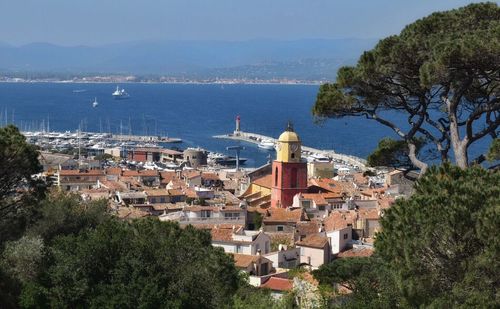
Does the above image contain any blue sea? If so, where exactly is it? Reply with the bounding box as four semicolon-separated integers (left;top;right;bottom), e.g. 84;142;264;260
0;82;490;167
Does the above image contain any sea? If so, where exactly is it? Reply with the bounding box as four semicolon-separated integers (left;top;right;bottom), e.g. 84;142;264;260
0;82;491;168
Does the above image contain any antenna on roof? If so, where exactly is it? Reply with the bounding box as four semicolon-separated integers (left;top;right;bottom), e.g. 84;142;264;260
286;121;294;132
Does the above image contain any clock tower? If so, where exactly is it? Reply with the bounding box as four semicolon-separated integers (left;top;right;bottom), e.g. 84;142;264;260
271;123;308;208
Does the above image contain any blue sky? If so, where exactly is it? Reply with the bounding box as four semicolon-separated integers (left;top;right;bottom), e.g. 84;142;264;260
0;0;492;46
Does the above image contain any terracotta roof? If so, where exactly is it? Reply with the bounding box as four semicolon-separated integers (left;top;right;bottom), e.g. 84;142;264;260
59;169;104;176
106;167;122;175
296;220;322;236
201;172;220;181
352;172;368;185
161;149;183;155
211;228;234;242
337;247;374;258
131;147;162;152
324;211;357;232
183;170;201;179
232;253;271;268
261;277;293;292
300;193;328;205
122;170;159;177
377;197;394;209
296;233;329;249
160;171;177;183
99;179;128;191
309;178;355;196
263;208;306;224
144;189;170;197
168;189;184;196
252;174;273;189
358;208;380;220
116;207;151;219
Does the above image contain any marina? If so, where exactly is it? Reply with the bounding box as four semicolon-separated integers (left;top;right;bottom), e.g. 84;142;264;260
214;130;367;170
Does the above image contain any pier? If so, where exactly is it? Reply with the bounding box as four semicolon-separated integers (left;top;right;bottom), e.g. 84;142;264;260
22;131;182;143
213;131;367;169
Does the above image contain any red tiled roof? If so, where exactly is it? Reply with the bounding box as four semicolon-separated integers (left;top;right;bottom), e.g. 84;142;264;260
324;211;357;232
161;149;183;155
337;247;374;258
201;172;220;181
253;174;273;189
122;170;159;177
160;171;177;183
296;233;329;249
261;277;293;292
59;169;104;176
144;189;169;197
106;167;122;175
232;253;271;268
263;208;306;224
211;228;234;242
300;193;328;205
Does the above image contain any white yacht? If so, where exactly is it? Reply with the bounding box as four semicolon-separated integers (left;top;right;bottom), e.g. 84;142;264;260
112;86;130;99
258;139;275;150
92;97;99;108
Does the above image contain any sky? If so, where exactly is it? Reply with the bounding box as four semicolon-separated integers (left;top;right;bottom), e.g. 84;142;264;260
0;0;493;46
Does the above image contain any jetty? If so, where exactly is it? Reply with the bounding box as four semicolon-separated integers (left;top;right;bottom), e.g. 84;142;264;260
22;131;182;143
213;131;367;169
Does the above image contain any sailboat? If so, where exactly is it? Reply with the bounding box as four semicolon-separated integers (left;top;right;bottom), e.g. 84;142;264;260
92;97;99;108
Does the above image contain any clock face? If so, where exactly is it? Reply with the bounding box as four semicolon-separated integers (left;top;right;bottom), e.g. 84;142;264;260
291;143;299;152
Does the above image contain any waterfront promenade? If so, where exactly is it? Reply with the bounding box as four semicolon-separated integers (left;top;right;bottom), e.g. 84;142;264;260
213;131;367;169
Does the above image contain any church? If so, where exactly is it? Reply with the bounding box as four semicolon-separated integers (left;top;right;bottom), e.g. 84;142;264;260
240;123;309;208
270;123;308;208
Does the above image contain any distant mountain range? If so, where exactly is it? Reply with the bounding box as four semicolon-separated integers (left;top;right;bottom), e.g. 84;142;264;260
0;39;377;80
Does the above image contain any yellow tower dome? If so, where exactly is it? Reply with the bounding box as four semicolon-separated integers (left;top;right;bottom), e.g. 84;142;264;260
276;122;301;163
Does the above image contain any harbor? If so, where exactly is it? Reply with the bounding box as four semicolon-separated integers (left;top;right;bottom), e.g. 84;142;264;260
213;130;367;170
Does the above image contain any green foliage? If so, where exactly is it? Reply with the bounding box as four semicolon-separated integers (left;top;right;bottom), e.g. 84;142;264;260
0;125;45;245
487;138;500;162
22;219;240;308
1;236;44;284
252;212;263;230
376;164;500;308
367;137;422;169
27;192;110;244
313;257;399;308
232;285;289;309
313;3;500;168
94;153;114;162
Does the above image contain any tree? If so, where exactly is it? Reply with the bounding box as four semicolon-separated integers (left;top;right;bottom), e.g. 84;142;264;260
313;257;400;308
0;125;45;245
486;138;500;162
22;219;240;308
313;3;500;171
26;192;110;244
367;137;424;169
375;164;500;307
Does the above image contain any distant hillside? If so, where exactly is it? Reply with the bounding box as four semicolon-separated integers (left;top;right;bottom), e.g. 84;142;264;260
0;39;377;80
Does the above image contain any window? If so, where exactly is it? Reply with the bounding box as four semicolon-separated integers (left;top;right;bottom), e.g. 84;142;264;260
160;197;166;203
318;205;325;211
343;233;348;240
277;225;284;232
291;168;297;188
201;210;211;218
291;152;295;159
274;167;279;186
302;200;311;208
224;212;240;219
236;245;242;253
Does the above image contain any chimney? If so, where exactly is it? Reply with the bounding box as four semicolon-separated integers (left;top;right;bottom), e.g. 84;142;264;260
257;249;261;256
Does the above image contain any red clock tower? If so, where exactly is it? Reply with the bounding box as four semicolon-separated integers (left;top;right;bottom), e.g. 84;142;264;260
271;123;308;208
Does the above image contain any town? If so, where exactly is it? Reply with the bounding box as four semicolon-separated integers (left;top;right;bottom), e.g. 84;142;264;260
35;118;414;303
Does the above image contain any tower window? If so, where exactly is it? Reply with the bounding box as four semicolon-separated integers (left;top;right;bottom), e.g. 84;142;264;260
291;153;295;159
275;167;278;186
291;168;297;188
